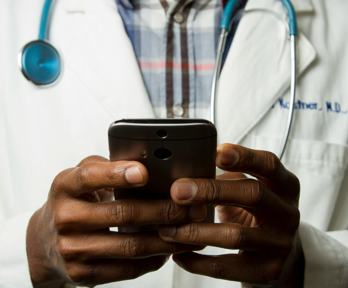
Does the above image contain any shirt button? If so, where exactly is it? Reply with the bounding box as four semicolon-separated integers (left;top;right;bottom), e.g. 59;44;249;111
173;12;185;24
173;105;184;117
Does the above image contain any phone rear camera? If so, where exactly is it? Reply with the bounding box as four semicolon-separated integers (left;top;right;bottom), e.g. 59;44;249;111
154;148;172;160
156;130;168;138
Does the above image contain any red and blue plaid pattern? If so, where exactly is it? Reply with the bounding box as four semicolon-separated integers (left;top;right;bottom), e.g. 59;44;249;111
116;0;246;118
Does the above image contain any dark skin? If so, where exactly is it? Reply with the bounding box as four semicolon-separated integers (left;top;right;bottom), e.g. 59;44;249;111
27;144;304;287
159;144;304;287
27;156;206;287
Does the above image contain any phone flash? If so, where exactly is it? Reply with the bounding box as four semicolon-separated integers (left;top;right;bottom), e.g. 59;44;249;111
140;150;147;158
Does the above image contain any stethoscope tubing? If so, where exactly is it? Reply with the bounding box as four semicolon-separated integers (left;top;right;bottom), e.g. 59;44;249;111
211;2;298;161
279;35;296;160
39;0;54;40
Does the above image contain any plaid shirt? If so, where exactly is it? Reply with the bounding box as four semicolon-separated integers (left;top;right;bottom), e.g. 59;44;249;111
116;0;246;118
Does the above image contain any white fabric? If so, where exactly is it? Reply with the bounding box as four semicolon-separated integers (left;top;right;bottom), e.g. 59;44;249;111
0;211;34;287
1;0;348;287
300;223;348;288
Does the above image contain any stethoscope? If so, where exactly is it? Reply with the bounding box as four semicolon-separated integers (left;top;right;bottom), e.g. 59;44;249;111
18;0;297;160
18;0;60;86
210;0;297;160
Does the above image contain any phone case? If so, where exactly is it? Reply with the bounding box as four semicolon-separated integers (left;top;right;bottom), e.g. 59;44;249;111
108;119;217;233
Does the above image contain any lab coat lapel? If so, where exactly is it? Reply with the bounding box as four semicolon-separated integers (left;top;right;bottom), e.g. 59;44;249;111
61;0;155;119
216;0;316;145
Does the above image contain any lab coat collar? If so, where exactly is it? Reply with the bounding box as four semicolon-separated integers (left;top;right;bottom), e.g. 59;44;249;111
291;0;314;13
60;0;156;119
215;0;316;145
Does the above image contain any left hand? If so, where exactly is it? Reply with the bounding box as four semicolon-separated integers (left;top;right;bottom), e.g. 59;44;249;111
158;144;305;288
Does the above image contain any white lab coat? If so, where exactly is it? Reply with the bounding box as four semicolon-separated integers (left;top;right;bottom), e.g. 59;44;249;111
0;0;348;287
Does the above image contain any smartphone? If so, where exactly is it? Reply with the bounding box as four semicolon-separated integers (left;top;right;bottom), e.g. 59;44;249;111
108;119;217;233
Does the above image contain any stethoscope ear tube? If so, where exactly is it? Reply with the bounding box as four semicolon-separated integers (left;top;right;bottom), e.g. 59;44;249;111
220;0;241;30
279;0;297;36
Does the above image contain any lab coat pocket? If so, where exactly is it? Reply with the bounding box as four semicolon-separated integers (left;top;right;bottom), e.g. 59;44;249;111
252;135;348;231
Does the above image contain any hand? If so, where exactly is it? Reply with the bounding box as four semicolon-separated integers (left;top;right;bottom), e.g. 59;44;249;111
158;144;304;288
26;156;206;288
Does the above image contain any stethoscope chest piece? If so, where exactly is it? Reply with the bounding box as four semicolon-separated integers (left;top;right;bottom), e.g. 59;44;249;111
19;40;61;86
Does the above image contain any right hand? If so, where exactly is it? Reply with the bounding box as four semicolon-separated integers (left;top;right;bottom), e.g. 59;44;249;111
26;156;206;288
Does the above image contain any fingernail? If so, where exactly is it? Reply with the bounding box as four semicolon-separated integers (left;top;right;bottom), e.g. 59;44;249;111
221;147;239;166
176;181;198;201
188;205;206;221
159;225;176;238
125;166;143;184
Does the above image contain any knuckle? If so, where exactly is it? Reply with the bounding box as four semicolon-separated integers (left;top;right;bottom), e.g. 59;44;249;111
50;173;65;198
104;166;121;183
281;204;300;232
182;224;200;243
69;268;96;287
205;179;221;203
289;207;301;231
58;237;77;260
227;225;246;249
249;180;267;207
239;148;254;168
54;207;74;233
108;201;135;226
159;201;175;222
76;165;93;190
266;152;282;177
122;237;143;258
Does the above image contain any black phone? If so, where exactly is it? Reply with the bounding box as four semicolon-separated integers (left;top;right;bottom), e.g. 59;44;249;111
108;119;217;233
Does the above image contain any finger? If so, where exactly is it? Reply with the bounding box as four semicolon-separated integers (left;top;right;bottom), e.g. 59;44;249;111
170;178;295;222
173;252;280;285
59;232;204;261
76;157;114;202
171;178;299;224
216;171;246;180
158;223;282;252
66;255;168;286
51;161;149;198
54;199;207;232
216;144;300;196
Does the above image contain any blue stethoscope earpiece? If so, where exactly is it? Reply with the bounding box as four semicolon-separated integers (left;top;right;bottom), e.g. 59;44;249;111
19;40;61;86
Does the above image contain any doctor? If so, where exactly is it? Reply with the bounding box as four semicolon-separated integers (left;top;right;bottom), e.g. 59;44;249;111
1;0;348;287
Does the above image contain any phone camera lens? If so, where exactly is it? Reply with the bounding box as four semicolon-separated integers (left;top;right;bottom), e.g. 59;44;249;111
156;130;168;138
154;148;172;160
